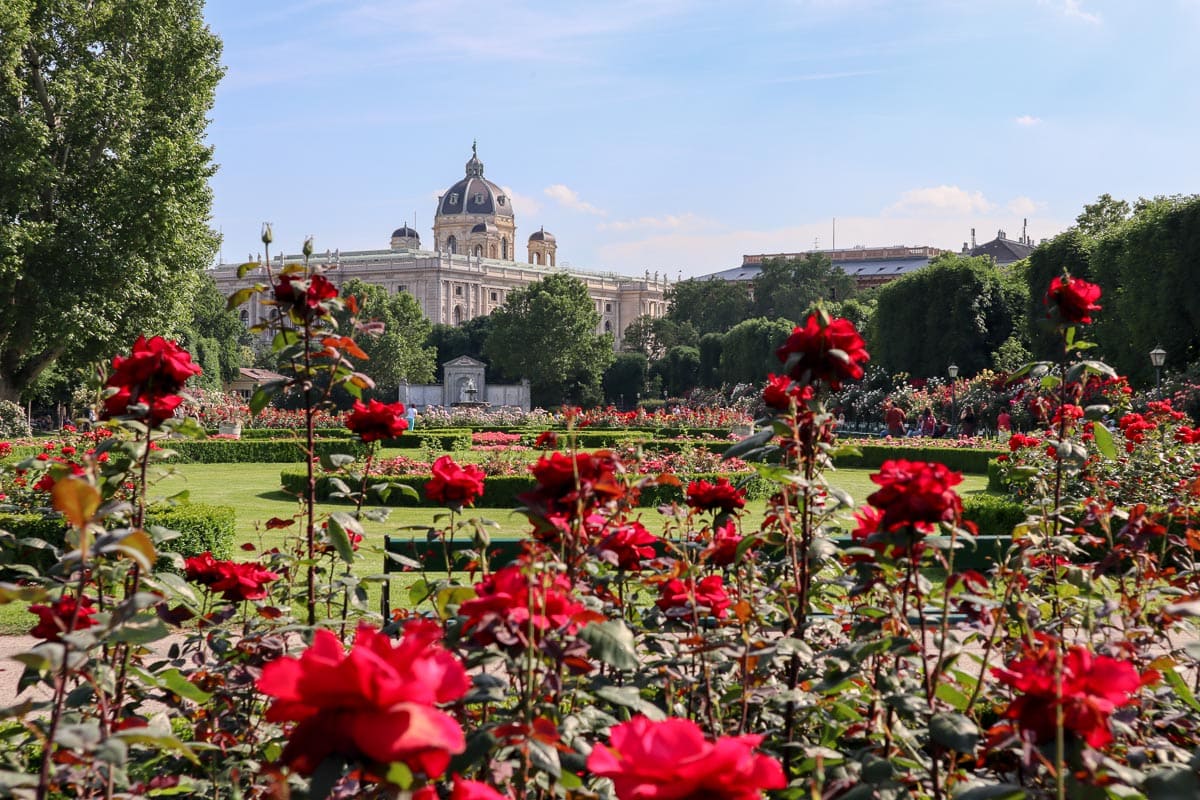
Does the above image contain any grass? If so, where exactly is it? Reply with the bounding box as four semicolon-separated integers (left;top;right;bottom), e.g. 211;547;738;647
0;461;991;634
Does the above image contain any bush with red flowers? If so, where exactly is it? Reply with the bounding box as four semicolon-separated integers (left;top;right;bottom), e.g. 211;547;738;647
184;551;279;602
457;562;588;647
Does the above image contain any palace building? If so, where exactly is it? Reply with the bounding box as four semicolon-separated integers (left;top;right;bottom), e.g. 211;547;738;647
211;145;669;348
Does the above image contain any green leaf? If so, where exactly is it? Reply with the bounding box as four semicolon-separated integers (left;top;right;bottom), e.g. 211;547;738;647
236;261;259;278
1091;421;1118;460
722;427;774;460
1144;767;1200;800
929;712;979;753
434;586;475;618
225;286;256;311
321;453;357;470
384;762;413;789
580;620;639;670
592;685;665;720
1161;667;1200;712
249;386;277;417
327;512;361;565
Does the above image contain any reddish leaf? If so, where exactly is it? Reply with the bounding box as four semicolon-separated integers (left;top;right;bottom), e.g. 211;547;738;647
265;517;295;530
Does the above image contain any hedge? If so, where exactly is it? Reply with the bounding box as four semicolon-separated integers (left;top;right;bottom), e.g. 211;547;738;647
0;502;236;573
960;493;1025;538
832;444;1001;474
280;468;772;509
162;438;366;463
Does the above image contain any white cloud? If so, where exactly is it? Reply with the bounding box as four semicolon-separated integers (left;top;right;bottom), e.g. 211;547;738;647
1015;114;1042;126
1040;0;1102;24
544;184;606;216
1006;196;1045;215
886;185;994;216
502;186;542;216
599;213;709;232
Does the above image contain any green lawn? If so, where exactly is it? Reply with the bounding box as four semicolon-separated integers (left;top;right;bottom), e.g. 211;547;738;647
0;462;990;634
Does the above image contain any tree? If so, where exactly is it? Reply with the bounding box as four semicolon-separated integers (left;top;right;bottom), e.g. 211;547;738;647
666;279;752;335
602;352;648;407
751;254;856;320
621;315;698;359
653;345;701;397
698;333;724;388
718;317;794;386
426;315;501;381
180;272;250;392
871;254;1025;377
0;1;223;401
1075;193;1131;237
485;273;614;407
340;280;436;398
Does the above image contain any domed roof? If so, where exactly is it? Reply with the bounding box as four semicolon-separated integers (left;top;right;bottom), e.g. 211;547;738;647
391;225;420;240
435;143;513;220
471;222;499;234
529;227;555;242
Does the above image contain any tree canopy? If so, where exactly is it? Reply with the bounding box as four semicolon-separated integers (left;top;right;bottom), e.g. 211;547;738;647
751;254;857;320
339;280;437;398
665;278;752;335
0;0;223;401
718;317;794;386
870;254;1026;378
484;273;614;407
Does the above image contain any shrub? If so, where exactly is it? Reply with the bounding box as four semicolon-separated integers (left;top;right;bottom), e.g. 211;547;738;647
833;443;1000;474
0;401;31;438
162;438;366;463
0;502;235;573
960;492;1025;537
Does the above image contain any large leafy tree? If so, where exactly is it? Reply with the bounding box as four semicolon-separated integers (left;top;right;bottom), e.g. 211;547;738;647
0;1;222;402
751;254;856;320
871;254;1025;378
665;278;752;335
718;317;794;386
180;273;250;392
339;280;437;398
485;273;614;407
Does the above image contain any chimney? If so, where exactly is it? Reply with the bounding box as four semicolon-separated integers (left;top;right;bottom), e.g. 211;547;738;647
970;228;976;249
1022;218;1028;244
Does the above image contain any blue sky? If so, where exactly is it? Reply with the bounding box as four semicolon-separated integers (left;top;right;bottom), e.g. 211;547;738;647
204;0;1200;277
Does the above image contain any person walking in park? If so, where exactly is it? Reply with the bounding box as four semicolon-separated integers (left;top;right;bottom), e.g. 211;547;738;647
884;401;907;437
959;404;978;437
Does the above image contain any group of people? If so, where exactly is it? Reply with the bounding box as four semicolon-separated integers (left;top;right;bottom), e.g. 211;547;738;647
883;401;1006;439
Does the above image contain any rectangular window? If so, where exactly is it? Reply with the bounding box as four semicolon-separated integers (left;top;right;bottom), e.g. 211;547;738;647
455;286;463;296
490;291;498;302
398;285;407;293
605;302;612;312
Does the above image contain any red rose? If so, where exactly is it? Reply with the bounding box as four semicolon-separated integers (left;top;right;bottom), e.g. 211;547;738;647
993;636;1148;748
586;715;785;800
704;519;745;567
866;459;963;534
257;621;468;777
425;455;486;508
775;312;869;390
1176;426;1200;444
273;272;339;320
656;575;731;619
184;551;223;586
1007;433;1041;451
30;594;99;642
686;478;746;515
103;336;200;426
210;560;280;602
762;373;813;410
451;776;510;800
345;399;408;443
598;521;660;570
518;450;625;518
458;564;586;647
1045;275;1102;324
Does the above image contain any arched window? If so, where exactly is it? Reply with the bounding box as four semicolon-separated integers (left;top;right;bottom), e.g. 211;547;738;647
533;252;542;265
239;309;249;324
501;237;508;259
474;244;483;257
453;305;464;324
447;235;457;254
604;320;612;333
489;244;497;259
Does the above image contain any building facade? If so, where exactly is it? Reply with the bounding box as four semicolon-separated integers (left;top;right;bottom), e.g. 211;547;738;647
704;245;946;290
211;145;668;348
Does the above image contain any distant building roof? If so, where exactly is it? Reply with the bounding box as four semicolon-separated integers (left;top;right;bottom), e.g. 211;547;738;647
700;255;936;287
968;231;1034;265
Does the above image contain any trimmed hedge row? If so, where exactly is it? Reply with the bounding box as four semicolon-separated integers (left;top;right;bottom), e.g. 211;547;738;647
162;438;366;463
960;493;1025;538
280;468;772;509
0;502;236;573
833;444;1002;474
